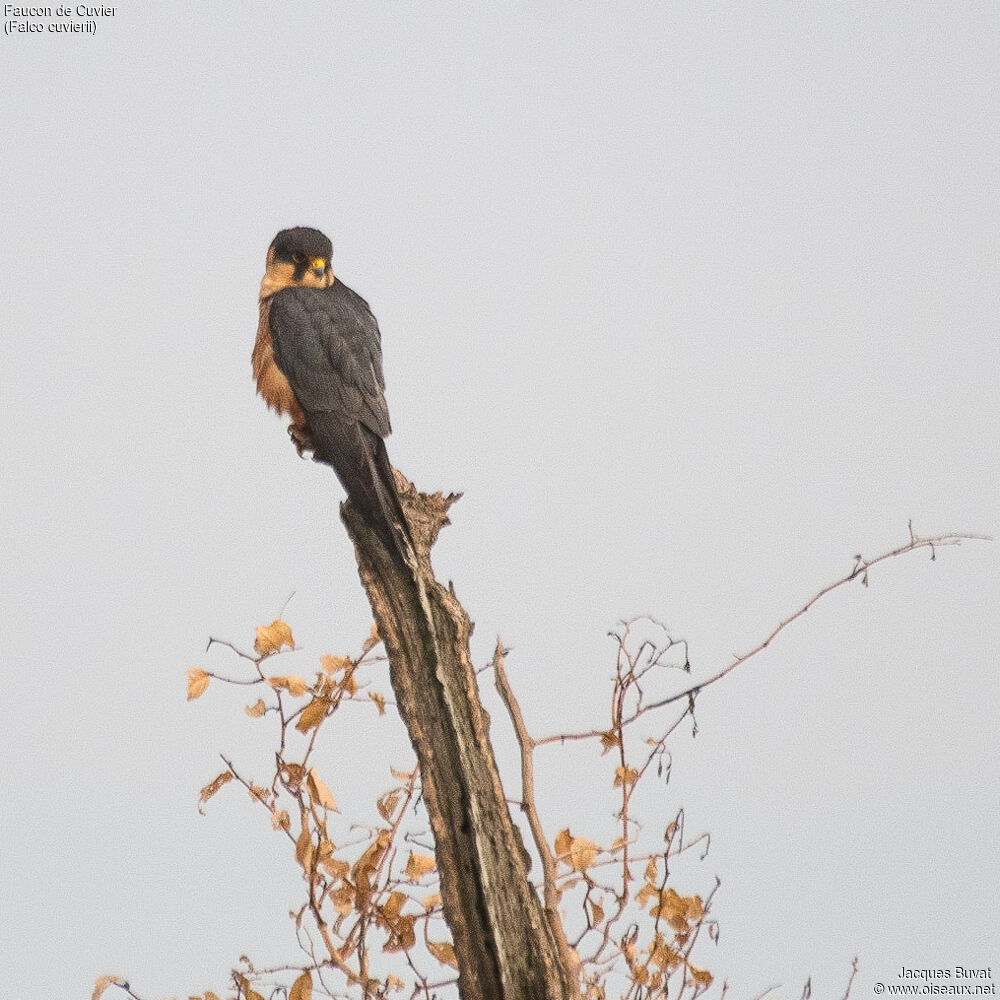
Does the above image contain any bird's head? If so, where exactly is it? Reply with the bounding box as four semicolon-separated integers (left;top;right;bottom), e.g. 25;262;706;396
260;226;334;299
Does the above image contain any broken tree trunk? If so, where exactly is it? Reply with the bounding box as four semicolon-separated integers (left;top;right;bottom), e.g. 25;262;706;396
341;473;578;1000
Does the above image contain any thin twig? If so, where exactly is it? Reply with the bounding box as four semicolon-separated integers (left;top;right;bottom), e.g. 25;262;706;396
206;636;259;660
640;530;990;715
841;957;859;1000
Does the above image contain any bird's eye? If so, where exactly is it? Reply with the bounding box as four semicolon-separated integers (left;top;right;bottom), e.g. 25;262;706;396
291;251;306;264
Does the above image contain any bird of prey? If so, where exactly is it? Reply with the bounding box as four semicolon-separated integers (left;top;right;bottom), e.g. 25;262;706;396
253;226;412;560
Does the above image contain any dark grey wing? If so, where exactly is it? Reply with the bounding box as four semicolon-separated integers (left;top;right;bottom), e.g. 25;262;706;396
268;279;413;561
269;279;391;439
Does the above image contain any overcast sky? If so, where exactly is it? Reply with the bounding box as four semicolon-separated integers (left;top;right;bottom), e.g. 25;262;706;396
1;4;997;999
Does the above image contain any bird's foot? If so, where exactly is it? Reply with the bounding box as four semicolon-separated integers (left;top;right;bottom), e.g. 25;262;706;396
288;423;314;458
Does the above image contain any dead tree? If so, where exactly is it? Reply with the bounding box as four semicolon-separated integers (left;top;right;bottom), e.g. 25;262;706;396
341;474;579;1000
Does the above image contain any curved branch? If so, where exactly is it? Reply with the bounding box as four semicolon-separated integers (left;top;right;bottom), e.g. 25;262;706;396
640;528;990;715
492;640;581;988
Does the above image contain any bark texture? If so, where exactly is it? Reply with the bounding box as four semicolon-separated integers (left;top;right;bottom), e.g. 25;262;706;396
341;474;578;1000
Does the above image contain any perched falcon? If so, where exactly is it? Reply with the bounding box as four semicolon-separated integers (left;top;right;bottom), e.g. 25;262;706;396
253;226;412;560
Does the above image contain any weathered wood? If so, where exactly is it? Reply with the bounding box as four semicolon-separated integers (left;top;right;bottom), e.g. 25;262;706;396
341;474;577;1000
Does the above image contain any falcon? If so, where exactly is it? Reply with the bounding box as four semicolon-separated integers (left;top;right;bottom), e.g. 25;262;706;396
253;226;412;560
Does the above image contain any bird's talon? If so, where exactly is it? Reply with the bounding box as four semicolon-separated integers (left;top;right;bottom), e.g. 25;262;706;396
288;425;314;457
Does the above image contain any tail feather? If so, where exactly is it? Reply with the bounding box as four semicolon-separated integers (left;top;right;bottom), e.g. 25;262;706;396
307;412;413;561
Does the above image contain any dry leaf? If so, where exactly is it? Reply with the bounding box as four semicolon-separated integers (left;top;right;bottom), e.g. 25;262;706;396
248;782;270;805
361;621;380;655
197;770;232;813
650;887;691;932
427;939;458;968
295;696;331;733
245;698;266;717
289;969;312;1000
382;913;416;952
329;883;354;915
369;691;386;715
554;828;600;870
281;762;305;789
295;819;314;870
321;653;352;674
569;836;599;870
404;851;436;880
307;768;338;811
377;891;415;951
422;891;442;910
636;882;657;907
268;674;309;696
622;934;637;963
599;730;620;754
254;619;294;656
186;667;210;701
554;828;573;860
235;975;267;1000
322;854;349;881
649;932;682;971
688;963;713;986
614;765;639;787
92;975;126;1000
353;829;391;892
377;788;401;821
381;890;406;918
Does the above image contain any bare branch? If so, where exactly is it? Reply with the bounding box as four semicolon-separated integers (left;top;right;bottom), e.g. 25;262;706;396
841;957;860;1000
492;639;582;987
640;529;990;715
178;523;984;1000
205;636;258;661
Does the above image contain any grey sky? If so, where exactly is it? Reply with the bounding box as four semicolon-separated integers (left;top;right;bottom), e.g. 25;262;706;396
1;4;997;998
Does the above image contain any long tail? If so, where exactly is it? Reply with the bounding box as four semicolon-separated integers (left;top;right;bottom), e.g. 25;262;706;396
308;412;414;562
